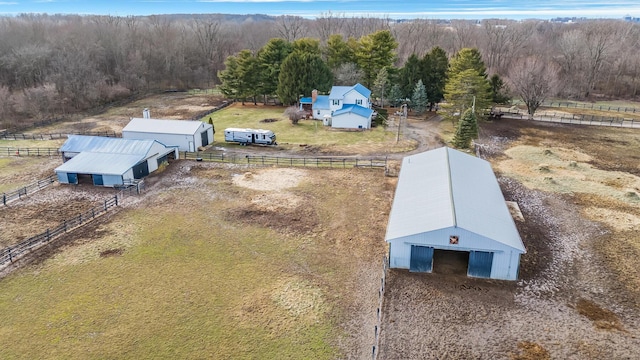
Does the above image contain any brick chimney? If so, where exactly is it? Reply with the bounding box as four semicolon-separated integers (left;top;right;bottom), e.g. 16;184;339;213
312;89;318;104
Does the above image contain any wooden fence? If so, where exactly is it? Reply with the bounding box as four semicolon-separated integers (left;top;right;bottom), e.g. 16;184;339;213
2;174;58;206
495;108;640;128
0;187;139;267
0;147;61;157
372;256;389;360
191;100;234;120
510;100;640;114
0;130;119;140
182;151;388;169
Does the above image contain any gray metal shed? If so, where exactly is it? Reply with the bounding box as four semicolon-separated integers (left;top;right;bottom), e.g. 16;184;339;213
385;147;525;281
122;118;214;152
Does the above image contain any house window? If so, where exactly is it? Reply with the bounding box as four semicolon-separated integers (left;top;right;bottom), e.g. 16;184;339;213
317;110;320;115
356;99;363;105
332;99;340;106
449;235;459;245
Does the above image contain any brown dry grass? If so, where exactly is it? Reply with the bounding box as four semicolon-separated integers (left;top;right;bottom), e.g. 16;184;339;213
510;341;551;360
575;298;625;331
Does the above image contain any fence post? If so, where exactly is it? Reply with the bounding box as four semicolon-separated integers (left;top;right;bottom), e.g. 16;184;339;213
114;195;118;206
79;214;82;225
2;193;5;206
8;248;12;263
46;228;50;241
104;199;107;210
63;220;67;232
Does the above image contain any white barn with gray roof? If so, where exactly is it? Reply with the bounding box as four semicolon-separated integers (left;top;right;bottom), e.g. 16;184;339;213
385;147;525;281
122;118;213;152
55;135;178;187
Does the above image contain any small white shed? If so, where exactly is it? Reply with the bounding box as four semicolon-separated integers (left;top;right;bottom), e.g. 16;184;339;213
122;118;214;152
385;147;525;281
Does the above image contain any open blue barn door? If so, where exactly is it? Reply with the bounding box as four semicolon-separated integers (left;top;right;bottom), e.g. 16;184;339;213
468;251;494;278
410;245;434;273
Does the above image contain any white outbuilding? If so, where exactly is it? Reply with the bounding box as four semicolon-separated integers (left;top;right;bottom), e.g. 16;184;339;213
55;135;178;187
385;147;525;281
122;118;214;152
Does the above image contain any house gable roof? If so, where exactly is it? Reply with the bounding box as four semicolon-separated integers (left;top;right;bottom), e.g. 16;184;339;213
124;118;211;136
385;147;525;253
329;83;371;100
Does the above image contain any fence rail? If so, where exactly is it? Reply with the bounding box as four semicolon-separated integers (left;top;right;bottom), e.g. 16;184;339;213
372;255;389;360
511;100;640;114
0;147;61;157
494;107;640;128
0;186;140;267
2;174;58;206
0;130;119;141
182;151;388;169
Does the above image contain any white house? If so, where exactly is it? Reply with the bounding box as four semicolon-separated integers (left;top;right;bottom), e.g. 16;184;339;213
122;118;214;152
385;147;526;281
302;83;374;129
55;135;178;187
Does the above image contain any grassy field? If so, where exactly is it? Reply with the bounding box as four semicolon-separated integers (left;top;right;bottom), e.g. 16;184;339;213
0;156;61;193
204;103;410;153
0;165;390;359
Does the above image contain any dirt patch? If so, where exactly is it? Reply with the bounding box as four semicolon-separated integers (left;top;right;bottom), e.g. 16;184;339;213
99;248;124;257
575;298;625;331
232;168;306;191
260;118;279;123
511;341;551;360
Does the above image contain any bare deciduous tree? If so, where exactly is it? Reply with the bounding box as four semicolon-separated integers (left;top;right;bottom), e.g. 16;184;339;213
508;57;560;119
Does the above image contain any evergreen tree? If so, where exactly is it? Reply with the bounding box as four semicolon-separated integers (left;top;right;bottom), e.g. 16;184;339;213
277;51;332;105
235;50;260;105
218;55;240;100
444;48;492;119
411;79;428;114
398;54;421;99
443;68;491;120
452;108;478;149
421;47;449;108
257;38;292;103
373;67;389;106
388;83;403;107
325;34;357;70
355;30;398;88
449;48;487;78
489;74;511;104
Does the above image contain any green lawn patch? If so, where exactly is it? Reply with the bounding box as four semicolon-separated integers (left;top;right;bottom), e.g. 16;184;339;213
205;103;399;150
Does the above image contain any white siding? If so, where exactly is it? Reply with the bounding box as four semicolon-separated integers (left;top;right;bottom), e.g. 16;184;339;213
122;168;135;182
57;172;69;184
313;109;331;120
343;91;369;108
332;113;370;129
102;175;124;186
123;132;194;152
388;226;522;280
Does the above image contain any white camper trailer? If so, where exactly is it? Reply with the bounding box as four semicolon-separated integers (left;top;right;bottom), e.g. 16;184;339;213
224;128;277;146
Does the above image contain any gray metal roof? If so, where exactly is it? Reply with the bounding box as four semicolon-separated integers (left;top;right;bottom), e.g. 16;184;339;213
60;135;156;155
123;118;211;135
55;152;143;175
385;147;525;252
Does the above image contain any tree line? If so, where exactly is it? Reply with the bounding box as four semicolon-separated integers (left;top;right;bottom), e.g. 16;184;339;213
0;13;639;128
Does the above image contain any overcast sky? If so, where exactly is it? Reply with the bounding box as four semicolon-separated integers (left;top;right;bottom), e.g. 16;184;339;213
1;0;639;19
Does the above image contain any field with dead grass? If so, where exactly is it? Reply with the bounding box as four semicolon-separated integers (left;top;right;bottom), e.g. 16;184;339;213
0;163;393;359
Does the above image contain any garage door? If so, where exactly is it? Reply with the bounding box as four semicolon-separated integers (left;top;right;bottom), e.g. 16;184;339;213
410;245;434;273
468;251;493;278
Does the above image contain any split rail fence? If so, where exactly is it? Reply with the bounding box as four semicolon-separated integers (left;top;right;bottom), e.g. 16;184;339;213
182;151;388;169
0;130;118;140
2;174;58;206
0;187;139;267
0;147;61;157
372;256;389;360
511;100;640;114
494;108;640;128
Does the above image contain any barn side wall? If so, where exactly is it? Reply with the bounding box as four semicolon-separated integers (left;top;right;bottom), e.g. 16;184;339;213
123;131;194;152
331;113;370;129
